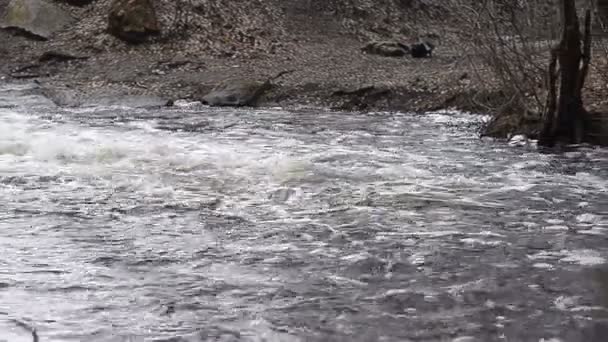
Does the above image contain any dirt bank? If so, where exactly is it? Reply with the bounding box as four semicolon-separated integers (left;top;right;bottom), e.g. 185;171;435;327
0;1;488;110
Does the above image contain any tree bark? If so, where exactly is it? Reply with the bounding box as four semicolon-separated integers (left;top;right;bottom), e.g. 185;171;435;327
539;1;591;147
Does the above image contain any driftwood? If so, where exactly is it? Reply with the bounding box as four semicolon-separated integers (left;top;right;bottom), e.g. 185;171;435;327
38;50;89;63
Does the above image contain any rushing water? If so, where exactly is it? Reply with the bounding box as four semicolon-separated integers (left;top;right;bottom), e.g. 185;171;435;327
0;83;607;342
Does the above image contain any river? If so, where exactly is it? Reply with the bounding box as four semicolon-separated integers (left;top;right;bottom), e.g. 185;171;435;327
1;83;607;342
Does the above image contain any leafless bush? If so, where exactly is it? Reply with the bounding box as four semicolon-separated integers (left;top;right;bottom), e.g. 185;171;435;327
592;2;608;86
444;0;565;116
167;0;193;39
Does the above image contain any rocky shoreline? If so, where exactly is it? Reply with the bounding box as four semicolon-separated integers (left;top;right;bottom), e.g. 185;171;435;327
0;1;489;110
1;30;485;114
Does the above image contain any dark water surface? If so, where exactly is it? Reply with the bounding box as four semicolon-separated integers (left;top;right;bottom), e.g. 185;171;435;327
1;84;607;342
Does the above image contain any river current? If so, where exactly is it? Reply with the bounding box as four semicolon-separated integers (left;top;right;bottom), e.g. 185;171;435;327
0;83;607;342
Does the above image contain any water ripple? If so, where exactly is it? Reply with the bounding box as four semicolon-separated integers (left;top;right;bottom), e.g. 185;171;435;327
0;85;607;341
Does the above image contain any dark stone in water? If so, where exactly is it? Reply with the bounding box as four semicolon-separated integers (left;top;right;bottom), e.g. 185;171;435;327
270;188;296;202
345;255;387;277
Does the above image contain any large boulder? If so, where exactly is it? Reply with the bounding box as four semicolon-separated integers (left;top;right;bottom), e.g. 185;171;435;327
361;41;409;57
202;80;273;107
0;0;73;40
108;0;160;43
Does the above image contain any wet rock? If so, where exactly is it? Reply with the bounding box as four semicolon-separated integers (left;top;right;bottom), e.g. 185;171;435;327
202;79;272;107
39;85;82;106
108;0;160;43
361;40;409;57
201;70;294;107
0;0;73;40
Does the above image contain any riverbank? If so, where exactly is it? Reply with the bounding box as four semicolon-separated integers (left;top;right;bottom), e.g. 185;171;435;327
0;31;486;112
0;0;501;112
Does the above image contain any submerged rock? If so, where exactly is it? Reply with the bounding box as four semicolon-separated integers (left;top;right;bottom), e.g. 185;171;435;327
108;0;160;43
361;40;410;57
0;0;73;40
202;79;272;107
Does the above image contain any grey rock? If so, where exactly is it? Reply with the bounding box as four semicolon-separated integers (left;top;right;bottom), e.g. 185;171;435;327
0;0;73;40
202;79;272;107
40;86;82;106
108;0;161;43
361;40;409;57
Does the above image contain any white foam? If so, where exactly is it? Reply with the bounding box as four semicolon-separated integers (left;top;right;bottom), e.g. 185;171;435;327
576;213;601;224
460;238;504;246
532;263;555;270
543;225;570;231
554;295;579;311
560;249;606;266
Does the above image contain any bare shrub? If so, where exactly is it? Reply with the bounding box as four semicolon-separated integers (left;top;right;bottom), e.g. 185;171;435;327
444;0;564;119
167;0;193;39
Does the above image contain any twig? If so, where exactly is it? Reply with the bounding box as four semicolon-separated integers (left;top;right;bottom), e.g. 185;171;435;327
10;318;39;342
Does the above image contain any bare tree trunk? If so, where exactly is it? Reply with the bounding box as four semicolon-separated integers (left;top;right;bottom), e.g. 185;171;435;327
539;1;592;147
